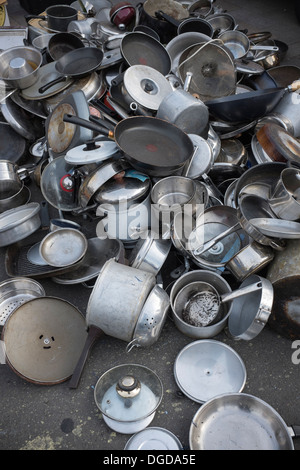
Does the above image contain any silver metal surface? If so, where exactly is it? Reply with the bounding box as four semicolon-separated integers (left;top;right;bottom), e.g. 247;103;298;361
174;340;246;403
0;202;41;247
189;393;294;450
39;228;88;267
250;217;300;238
0;46;42;89
226;241;275;282
228;274;274;340
127;285;170;351
124;427;182;450
128;230;171;275
269;167;300;221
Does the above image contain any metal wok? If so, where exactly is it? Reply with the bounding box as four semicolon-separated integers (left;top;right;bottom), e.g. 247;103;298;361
38;47;104;94
63;114;194;177
206;80;300;124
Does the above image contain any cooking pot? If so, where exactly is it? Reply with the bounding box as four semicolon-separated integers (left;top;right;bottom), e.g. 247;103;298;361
155;10;214;37
206;12;236;36
189;393;299;450
137;0;189;44
94;364;163;433
268;167;300;220
156;87;209;137
170;269;234;338
219;30;279;60
0;202;41;247
128;229;172;275
267;90;300;137
110;1;136;28
165;31;212;74
25;5;78;32
225;241;275;282
0;46;43;90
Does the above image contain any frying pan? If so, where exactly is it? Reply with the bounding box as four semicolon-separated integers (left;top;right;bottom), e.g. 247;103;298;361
38;47;104;94
120;32;171;76
63;114;194;177
190;392;300;450
206;80;300;124
46;32;85;61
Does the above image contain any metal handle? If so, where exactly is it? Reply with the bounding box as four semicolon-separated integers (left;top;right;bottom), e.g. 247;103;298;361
193;222;240;256
220;281;262;303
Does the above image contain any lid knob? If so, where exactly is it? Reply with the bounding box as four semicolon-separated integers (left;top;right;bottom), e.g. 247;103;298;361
116;375;141;398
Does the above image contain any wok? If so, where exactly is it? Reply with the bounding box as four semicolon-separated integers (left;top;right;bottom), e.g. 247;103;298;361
63;114;194;177
38;47;104;94
206;80;300;124
190;392;300;450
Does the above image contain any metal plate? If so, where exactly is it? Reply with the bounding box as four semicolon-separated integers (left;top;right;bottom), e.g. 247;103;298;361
174;339;246;403
250;217;300;239
125;427;182;450
39;228;88;267
3;297;88;384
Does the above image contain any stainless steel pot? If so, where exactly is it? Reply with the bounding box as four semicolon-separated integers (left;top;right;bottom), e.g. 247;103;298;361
86;258;156;342
170;269;233;338
128;229;172;275
268;167;300;221
157;87;209;137
0;202;41;247
225;241;275;282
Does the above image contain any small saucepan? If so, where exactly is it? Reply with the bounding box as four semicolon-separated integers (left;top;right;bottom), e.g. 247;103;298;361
219;30;279;60
25;5;78;32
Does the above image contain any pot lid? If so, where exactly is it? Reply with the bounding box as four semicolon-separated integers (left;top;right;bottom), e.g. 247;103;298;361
174;339;246;403
2;296;88;384
123;65;173;111
94;364;163;422
125;427;183;450
65;139;119;165
10;90;48;119
95;169;150;205
0;202;40;233
1;96;38;141
178;42;236;102
20;61;74;100
228;274;274;340
46;90;93;156
40;156;81;212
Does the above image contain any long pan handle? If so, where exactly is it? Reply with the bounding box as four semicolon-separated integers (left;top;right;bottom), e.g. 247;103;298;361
68;324;104;389
63;114;114;138
39;75;67;94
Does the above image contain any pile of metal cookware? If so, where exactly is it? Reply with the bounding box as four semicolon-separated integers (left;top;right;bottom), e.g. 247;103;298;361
1;0;300;450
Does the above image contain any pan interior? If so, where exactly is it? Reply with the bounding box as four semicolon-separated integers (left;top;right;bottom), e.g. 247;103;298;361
56;48;103;76
116;119;193;168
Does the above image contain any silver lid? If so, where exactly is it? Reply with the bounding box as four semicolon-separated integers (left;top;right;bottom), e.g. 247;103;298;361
125;427;183;450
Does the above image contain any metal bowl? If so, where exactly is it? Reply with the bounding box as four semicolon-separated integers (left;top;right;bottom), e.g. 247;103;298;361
39;228;88;267
0;46;43;89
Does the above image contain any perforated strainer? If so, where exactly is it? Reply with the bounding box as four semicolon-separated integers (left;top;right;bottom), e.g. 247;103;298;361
0;277;45;329
126;285;170;352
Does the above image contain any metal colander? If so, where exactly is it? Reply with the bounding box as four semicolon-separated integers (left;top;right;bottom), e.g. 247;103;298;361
0;277;45;329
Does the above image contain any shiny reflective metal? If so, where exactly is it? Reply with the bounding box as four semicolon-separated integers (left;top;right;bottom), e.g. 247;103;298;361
126;284;170;351
174;340;246;403
125;427;183;450
269;167;300;221
0;46;42;89
226;241;275;282
128;229;172;275
0;202;41;247
39;228;88;267
228;274;274;340
250;217;300;239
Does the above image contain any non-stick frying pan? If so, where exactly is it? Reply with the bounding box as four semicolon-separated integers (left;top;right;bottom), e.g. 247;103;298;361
206;79;300;123
63;114;194;177
46;32;85;61
38;47;104;94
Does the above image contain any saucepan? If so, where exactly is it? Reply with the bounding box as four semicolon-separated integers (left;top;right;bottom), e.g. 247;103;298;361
268;167;300;221
155;10;213;37
190;392;300;450
25;5;78;32
63;114;194;177
219;30;278;60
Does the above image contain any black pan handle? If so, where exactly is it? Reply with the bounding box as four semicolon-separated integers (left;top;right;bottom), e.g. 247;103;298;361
68;325;104;389
25;14;47;22
38;75;67;94
154;10;180;27
63;114;114;137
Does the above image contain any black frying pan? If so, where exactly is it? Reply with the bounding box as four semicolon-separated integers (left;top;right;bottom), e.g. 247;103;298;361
63;114;194;177
38;47;104;94
47;32;85;61
206;80;300;123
